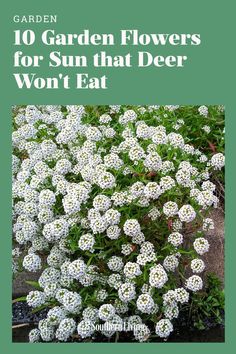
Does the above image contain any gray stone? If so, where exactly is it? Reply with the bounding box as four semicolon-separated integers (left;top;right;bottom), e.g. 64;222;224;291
13;271;42;298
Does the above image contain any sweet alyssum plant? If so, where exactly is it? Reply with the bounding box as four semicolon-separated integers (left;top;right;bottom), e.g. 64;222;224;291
12;105;225;342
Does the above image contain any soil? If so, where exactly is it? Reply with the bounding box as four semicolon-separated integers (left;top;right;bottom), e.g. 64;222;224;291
12;301;48;324
203;209;225;283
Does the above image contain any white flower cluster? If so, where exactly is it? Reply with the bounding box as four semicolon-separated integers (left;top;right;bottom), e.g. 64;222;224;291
12;105;224;343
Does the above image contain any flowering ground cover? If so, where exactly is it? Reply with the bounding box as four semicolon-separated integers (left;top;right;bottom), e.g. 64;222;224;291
12;104;225;342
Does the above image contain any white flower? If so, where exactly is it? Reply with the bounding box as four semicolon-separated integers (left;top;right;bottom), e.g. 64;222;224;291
193;237;210;255
44;282;58;297
121;243;133;255
93;194;111;212
175;169;191;187
191;259;205;273
203;218;214;231
140;241;154;254
123;219;141;237
104;208;121;225
164;303;179;320
133;324;151;342
196;190;214;208
163;201;178;217
198;105;208;117
210;153;225;170
26;290;46;308
77;320;94;338
62;291;82;313
136;123;150;139
202;125;211;134
121;110;137;124
168;133;184;148
55;318;76;341
38;208;54;224
164;105;179;112
163;255;179;272
174;288;189;303
186;275;203;292
55;159;72;174
152;130;167;145
96;289;108;302
23;253;41;272
144;182;161;199
107;256;124;272
163;290;176;306
118;282;136;302
168;232;183;247
39;189;56;207
178;204;196;222
148;207;160;220
90;216;108;234
161;161;175;174
144;152;162;170
62;194;81;214
38;319;54;342
172;219;183;231
98;304;116;321
160;176;175;191
104;153;123;169
82;307;99;321
149;264;168;288
104;127;116;138
123;262;142;279
68;259;87;279
130;182;145;198
136;294;155;314
99;113;112;124
129;145;145;161
155;319;173;338
132;232;146;244
106;225;121;239
39;268;61;288
85;126;102;141
29;328;41;343
110;105;121;113
97;171;116;189
78;233;95;252
43;219;69;242
47;306;66;325
107;273;122;289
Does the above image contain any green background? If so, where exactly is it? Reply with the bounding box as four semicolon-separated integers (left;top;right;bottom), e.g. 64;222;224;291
0;0;234;353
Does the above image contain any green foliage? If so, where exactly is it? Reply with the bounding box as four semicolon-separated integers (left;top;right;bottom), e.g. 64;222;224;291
182;273;224;330
25;280;43;290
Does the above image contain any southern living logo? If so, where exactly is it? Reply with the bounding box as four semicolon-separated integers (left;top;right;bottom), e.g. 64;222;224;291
85;322;147;332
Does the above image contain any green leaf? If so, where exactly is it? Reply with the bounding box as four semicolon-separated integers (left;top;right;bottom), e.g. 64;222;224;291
13;296;26;303
31;304;49;313
25;280;42;290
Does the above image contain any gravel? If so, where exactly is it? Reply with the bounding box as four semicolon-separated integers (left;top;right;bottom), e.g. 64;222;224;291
12;301;47;324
